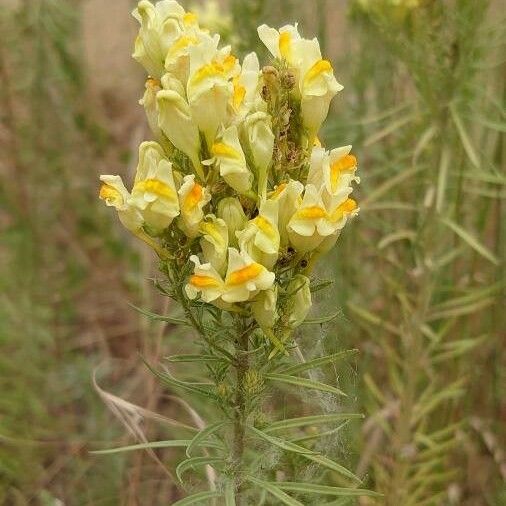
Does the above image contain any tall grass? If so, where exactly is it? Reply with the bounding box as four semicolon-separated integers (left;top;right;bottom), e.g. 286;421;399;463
324;1;505;504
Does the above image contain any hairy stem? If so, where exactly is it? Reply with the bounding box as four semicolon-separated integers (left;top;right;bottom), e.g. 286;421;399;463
232;325;250;502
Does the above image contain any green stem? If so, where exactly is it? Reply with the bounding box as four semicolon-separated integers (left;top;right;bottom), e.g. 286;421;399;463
232;325;250;503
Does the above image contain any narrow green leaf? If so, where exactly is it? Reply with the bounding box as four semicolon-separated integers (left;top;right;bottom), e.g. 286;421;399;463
310;280;333;293
172;491;222;506
246;476;304;506
224;481;236;506
440;217;499;265
91;440;192;455
302;311;341;325
264;413;363;433
166;354;225;363
129;303;189;326
290;421;351;444
249;426;317;455
450;105;480;168
187;421;227;457
378;230;416;250
275;482;382;498
346;302;401;336
145;361;218;400
304;453;361;483
265;373;346;397
280;350;359;376
362;165;424;206
176;457;223;483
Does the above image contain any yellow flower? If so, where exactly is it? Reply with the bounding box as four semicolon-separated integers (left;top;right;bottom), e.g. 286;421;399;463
185;254;225;303
187;39;239;147
132;0;187;78
237;199;280;270
177;175;211;237
199;214;229;275
232;52;261;118
287;184;358;253
99;175;143;232
307;146;359;200
257;23;343;140
129;141;180;232
157;77;202;177
243;112;275;200
257;23;303;64
222;248;275;303
268;180;304;246
209;125;253;194
140;78;162;141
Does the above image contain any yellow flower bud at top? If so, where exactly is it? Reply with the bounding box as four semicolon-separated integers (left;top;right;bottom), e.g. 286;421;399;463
217;197;247;247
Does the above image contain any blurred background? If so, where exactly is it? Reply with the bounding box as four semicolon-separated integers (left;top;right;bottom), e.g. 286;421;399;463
0;0;504;504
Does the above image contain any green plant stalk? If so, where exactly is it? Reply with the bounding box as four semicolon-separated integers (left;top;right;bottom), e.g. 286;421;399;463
232;325;250;501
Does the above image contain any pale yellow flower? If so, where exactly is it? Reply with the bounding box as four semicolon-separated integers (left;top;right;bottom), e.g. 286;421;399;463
232;52;262;118
268;180;304;246
242;112;275;200
99;175;143;232
237;199;280;270
177;175;211;237
140;78;163;141
129;141;180;232
187;39;239;147
287;184;358;253
222;248;275;303
257;23;343;139
185;254;225;303
209;125;253;194
199;214;229;275
132;0;187;78
157;76;202;177
307;146;359;200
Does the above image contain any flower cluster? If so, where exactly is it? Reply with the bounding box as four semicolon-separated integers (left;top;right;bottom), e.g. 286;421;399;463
100;0;359;334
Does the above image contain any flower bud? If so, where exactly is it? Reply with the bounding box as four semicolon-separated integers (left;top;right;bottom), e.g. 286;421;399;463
217;197;247;247
286;274;312;328
140;78;162;141
157;79;202;177
243;112;274;200
251;287;278;329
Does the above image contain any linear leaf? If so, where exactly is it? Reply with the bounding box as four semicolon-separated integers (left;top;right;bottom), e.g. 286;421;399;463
264;413;363;433
91;439;192;455
302;311;341;325
275;482;382;498
249;426;317;455
246;476;304;506
187;421;227;457
450;105;480;168
172;491;222;505
265;373;346;396
129;303;189;326
304;453;361;483
440;217;500;265
176;457;223;483
166;354;225;363
280;350;359;376
224;481;236;506
145;361;218;400
346;302;401;336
